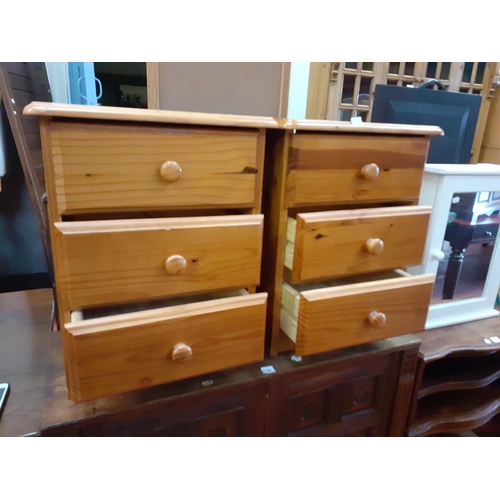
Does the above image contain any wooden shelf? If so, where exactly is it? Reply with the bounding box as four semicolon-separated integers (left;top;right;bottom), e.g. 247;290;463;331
407;312;500;436
412;313;500;363
409;385;500;437
419;351;500;398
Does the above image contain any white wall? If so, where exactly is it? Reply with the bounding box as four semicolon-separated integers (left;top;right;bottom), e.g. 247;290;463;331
45;62;70;103
287;63;310;119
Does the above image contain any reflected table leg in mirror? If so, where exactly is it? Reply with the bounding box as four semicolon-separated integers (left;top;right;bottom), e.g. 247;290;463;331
442;216;499;300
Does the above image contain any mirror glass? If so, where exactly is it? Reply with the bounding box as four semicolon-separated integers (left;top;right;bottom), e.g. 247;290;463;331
430;191;500;304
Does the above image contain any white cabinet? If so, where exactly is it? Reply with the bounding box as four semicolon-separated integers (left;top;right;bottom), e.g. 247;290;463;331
410;164;500;329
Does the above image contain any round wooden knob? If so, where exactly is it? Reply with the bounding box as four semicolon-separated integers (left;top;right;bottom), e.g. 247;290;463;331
360;163;380;180
172;343;192;361
432;250;445;261
165;255;187;274
365;238;384;255
160;161;182;182
368;311;386;328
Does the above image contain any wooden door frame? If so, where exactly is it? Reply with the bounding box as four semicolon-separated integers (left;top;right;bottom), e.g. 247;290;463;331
306;62;330;119
306;62;500;163
471;62;500;163
146;62;160;110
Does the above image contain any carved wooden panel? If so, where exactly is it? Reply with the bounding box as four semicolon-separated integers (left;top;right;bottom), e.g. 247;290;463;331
50;383;267;437
289;388;341;434
342;377;377;415
265;353;401;436
194;409;241;437
344;426;375;437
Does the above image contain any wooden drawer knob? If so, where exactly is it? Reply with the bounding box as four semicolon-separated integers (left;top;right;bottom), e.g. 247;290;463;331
160;161;182;182
432;250;445;261
360;163;380;180
368;311;386;328
165;255;187;274
172;343;192;361
365;238;384;255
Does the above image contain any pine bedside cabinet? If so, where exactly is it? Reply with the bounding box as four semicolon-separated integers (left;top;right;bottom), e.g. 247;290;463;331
24;102;276;403
261;121;444;357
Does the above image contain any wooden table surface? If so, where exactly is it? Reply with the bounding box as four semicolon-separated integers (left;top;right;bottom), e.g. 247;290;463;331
0;288;53;437
1;287;499;436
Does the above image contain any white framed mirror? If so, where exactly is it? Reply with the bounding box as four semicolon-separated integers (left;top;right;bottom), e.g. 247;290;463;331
409;164;500;329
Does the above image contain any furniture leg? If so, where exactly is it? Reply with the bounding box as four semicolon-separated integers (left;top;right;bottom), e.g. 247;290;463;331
442;246;466;299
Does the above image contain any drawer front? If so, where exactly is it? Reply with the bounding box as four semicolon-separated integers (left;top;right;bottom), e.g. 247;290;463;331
63;292;267;402
54;215;263;310
46;121;263;214
287;206;431;282
282;274;434;356
285;133;429;207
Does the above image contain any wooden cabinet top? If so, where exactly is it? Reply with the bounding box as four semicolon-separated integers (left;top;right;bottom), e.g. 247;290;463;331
24;102;444;136
282;118;443;136
413;312;500;362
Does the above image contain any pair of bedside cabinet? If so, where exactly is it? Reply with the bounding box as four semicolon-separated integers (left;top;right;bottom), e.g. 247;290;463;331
24;102;443;404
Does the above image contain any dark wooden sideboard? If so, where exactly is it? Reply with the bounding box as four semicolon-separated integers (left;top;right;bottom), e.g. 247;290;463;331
41;327;419;437
408;315;500;436
1;288;419;437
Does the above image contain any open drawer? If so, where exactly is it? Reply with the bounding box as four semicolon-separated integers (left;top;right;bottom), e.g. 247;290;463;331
280;270;434;356
54;214;264;310
285;206;431;283
63;290;267;402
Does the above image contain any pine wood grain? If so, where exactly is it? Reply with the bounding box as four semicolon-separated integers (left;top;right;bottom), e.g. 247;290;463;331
24;101;444;135
63;292;267;402
36;105;270;399
284;120;443;136
45;121;264;214
285;134;430;207
259;130;292;355
286;206;431;282
53;215;264;310
281;274;434;356
281;269;410;318
24;101;280;128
